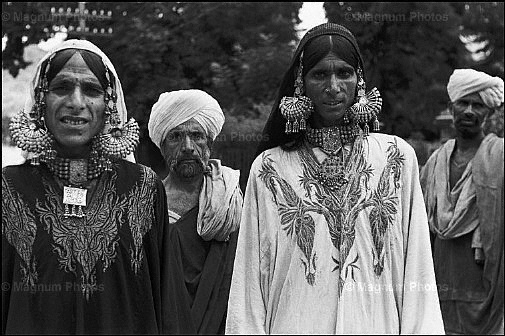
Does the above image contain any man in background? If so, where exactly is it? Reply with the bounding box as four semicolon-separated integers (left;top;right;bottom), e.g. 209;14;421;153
420;69;504;334
149;89;242;334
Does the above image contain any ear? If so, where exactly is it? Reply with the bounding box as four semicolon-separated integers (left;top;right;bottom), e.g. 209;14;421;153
207;136;214;151
447;101;455;116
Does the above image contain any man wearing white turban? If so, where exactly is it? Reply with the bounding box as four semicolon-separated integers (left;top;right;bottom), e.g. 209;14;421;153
149;89;243;334
420;69;504;334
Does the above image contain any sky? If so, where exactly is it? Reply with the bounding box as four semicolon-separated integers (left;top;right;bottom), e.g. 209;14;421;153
296;2;327;38
1;3;327;167
3;3;328;52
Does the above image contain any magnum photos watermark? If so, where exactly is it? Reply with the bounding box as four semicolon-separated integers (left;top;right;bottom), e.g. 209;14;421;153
341;281;449;293
2;10;112;25
2;281;105;294
345;11;449;23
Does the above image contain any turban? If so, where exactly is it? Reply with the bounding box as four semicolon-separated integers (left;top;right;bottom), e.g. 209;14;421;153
447;69;504;108
148;89;225;149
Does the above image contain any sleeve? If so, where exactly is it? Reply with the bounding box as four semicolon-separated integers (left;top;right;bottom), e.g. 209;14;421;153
143;172;168;333
399;145;445;334
225;157;269;334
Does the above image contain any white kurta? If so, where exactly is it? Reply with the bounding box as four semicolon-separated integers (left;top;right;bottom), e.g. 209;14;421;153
226;133;444;334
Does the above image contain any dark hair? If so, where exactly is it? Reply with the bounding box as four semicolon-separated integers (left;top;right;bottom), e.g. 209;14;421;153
256;23;364;157
43;48;112;90
302;35;360;76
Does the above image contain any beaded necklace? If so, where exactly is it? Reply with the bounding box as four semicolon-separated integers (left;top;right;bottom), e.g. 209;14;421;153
38;150;112;218
305;123;361;190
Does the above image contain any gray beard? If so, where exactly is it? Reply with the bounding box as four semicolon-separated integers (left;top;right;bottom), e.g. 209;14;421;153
174;160;204;178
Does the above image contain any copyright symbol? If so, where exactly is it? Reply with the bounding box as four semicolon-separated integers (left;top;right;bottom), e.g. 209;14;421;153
344;12;352;21
2;12;10;21
1;282;10;291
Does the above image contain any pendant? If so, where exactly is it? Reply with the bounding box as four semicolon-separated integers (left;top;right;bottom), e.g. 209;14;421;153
316;155;348;190
322;129;342;153
63;186;87;218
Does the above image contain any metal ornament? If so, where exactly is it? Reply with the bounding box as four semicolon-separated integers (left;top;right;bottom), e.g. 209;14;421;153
279;51;314;134
317;155;348;190
349;67;382;135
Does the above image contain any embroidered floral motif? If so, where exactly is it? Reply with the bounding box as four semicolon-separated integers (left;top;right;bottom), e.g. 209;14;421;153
259;155;320;285
127;166;157;274
2;175;39;287
36;171;127;300
259;137;404;294
368;140;404;275
2;164;158;300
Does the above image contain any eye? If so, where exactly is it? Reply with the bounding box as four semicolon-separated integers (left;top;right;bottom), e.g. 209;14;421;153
49;83;73;95
190;132;206;141
311;70;327;79
82;83;104;97
338;69;354;78
473;102;485;110
166;132;182;142
454;101;469;110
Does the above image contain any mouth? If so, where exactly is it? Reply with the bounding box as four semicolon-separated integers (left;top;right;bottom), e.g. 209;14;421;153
458;119;477;127
60;116;89;126
324;100;345;108
177;158;200;164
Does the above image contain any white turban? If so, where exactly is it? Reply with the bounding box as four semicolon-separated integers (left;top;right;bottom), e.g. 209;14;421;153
447;69;504;108
148;89;225;149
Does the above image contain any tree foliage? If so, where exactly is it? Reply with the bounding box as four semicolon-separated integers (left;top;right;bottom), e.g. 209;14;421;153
324;2;468;138
454;2;504;77
2;1;502;165
2;2;302;170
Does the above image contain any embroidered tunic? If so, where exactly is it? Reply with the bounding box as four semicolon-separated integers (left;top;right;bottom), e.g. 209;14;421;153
2;159;168;334
226;133;444;334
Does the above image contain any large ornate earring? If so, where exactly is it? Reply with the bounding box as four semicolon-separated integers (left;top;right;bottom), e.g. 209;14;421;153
279;51;314;134
349;67;382;135
97;67;140;159
9;55;55;164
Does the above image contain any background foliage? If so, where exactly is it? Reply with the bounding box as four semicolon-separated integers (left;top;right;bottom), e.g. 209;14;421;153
2;2;504;182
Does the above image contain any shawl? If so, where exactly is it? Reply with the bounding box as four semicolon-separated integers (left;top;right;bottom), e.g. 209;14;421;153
22;39;135;162
421;133;504;333
197;159;242;241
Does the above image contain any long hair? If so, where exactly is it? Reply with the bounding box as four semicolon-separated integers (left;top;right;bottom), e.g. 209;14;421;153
256;23;365;157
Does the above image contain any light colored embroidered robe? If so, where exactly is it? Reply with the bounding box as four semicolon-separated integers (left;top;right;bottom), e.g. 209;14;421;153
226;133;444;334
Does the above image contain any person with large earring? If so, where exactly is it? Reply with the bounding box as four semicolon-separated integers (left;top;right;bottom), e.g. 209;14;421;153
226;23;445;334
2;39;168;334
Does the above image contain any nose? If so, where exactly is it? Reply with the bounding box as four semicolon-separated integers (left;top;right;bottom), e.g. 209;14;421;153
68;85;86;110
463;110;475;119
328;74;341;93
181;135;195;154
462;102;476;117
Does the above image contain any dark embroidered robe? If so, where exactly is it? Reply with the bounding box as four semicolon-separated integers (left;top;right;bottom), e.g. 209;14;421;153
162;206;238;334
2;160;168;334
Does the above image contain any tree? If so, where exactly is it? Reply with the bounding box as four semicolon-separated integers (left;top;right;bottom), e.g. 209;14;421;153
324;2;467;138
2;2;303;172
454;2;504;77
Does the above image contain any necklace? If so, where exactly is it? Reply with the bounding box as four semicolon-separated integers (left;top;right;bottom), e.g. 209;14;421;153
305;124;360;190
38;151;112;218
305;123;361;154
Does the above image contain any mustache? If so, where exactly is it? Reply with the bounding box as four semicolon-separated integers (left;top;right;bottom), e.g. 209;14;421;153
176;154;202;162
455;114;479;123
